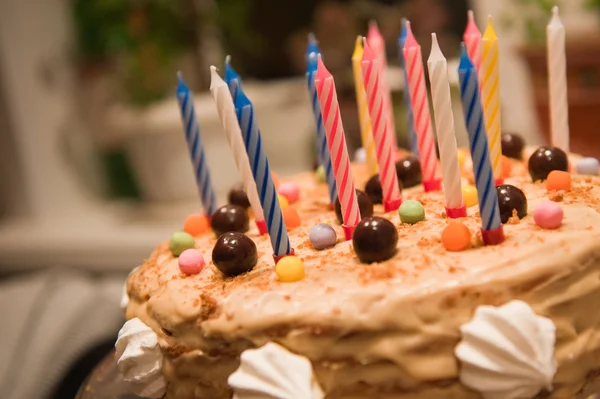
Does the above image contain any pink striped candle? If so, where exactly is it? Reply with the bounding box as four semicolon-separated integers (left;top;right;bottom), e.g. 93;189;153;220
315;55;361;240
402;22;441;191
361;40;403;212
463;10;482;74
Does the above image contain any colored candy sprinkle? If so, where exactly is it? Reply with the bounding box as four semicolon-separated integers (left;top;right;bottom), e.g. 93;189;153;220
441;222;472;252
277;194;290;209
282;207;301;229
315;165;326;182
502;155;512;178
309;223;337;250
178;249;205;275
169;231;195;256
534;200;564;229
576;157;599;176
546;170;571;192
276;256;305;282
183;213;209;237
398;200;425;224
462;185;478;208
278;181;300;204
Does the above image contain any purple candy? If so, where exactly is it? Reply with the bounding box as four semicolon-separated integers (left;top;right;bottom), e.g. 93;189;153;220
309;223;337;250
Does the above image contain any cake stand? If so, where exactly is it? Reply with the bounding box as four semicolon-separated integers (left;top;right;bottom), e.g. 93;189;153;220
76;352;139;399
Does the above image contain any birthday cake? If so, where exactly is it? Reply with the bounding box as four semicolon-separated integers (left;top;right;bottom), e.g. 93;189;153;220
117;138;600;399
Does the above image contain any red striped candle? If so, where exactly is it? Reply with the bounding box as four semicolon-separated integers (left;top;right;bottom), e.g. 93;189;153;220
463;10;482;74
402;22;441;192
315;55;361;240
361;40;403;212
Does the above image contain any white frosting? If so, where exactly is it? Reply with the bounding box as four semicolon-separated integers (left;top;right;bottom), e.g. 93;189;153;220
455;300;556;399
228;342;324;399
115;318;166;398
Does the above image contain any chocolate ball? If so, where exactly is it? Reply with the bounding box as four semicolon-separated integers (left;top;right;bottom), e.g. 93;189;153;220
396;155;422;188
212;232;257;276
496;184;528;224
335;189;373;224
228;183;250;209
352;216;398;263
364;174;383;204
211;205;249;236
528;146;569;181
501;132;525;160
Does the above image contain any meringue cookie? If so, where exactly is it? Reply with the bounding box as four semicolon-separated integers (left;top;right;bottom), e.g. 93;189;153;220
115;318;166;398
229;342;324;399
455;300;556;399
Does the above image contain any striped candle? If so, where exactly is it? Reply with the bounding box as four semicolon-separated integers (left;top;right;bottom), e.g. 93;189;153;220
367;21;398;153
547;6;570;151
307;53;337;206
209;66;267;235
176;73;217;216
315;55;361;240
225;56;242;103
463;10;482;75
352;36;378;177
427;34;466;218
361;39;403;212
481;16;503;184
233;85;293;259
307;33;320;60
458;45;504;245
402;21;442;191
399;18;419;155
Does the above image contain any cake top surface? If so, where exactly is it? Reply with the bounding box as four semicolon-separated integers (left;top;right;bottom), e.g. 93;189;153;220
127;151;600;338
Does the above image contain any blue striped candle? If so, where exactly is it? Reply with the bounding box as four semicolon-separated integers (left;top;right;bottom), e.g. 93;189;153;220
234;86;292;258
225;56;242;102
307;52;337;206
176;73;218;216
399;19;419;155
458;44;504;245
307;33;320;60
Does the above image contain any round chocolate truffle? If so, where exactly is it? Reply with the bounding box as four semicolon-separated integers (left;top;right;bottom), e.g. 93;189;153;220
227;183;250;209
364;174;383;204
352;216;398;263
396;155;422;188
528;146;569;182
335;189;373;224
212;232;257;276
501;133;525;160
211;205;249;236
496;184;528;224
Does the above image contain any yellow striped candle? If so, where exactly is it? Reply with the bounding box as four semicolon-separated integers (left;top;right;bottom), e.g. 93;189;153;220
352;36;378;176
481;16;503;184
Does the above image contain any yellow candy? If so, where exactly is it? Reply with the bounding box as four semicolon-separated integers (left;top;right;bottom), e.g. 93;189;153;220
462;185;478;208
278;194;289;209
275;256;305;282
457;149;468;170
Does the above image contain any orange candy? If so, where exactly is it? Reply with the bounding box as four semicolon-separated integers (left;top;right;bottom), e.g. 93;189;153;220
272;172;280;189
502;155;512;178
183;213;210;236
282;207;301;229
546;170;571;192
441;222;472;252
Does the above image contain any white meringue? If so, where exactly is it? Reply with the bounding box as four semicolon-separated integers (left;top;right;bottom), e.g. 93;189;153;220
228;342;324;399
115;318;166;399
455;300;556;399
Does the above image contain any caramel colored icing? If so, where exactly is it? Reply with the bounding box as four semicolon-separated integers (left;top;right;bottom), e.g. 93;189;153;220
126;155;600;399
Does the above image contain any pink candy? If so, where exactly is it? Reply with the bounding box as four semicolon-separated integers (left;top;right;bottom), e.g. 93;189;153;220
278;182;300;204
534;200;563;229
178;249;205;275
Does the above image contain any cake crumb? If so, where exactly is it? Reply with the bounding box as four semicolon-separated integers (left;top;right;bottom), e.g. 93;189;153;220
548;191;564;202
508;209;521;224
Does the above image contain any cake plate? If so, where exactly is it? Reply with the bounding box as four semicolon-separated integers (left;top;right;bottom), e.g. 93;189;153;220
76;352;139;399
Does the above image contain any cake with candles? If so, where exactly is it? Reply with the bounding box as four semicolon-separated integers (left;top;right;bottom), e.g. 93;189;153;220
115;9;600;399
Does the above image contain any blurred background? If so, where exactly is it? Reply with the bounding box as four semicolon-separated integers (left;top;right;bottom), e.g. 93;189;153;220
0;0;599;398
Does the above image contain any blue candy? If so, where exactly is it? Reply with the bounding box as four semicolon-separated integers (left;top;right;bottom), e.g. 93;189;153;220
576;157;599;176
309;223;337;250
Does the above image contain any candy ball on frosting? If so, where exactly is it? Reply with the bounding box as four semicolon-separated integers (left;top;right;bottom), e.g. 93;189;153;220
183;213;209;236
528;146;569;181
364;174;383;204
335;189;373;225
178;249;205;275
576;157;599;175
534;200;563;229
278;181;300;204
309;223;337;250
462;185;478;208
211;205;249;237
442;222;471;252
275;256;305;282
501;132;525;159
282;207;301;229
546;170;571;192
169;232;195;256
228;183;251;209
396;155;422;188
496;184;527;224
352;216;398;263
354;147;367;163
212;232;257;276
399;200;425;224
315;165;326;183
277;194;290;209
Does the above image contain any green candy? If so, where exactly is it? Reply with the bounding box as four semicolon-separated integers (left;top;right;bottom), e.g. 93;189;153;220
169;231;195;256
399;200;425;224
315;165;326;183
